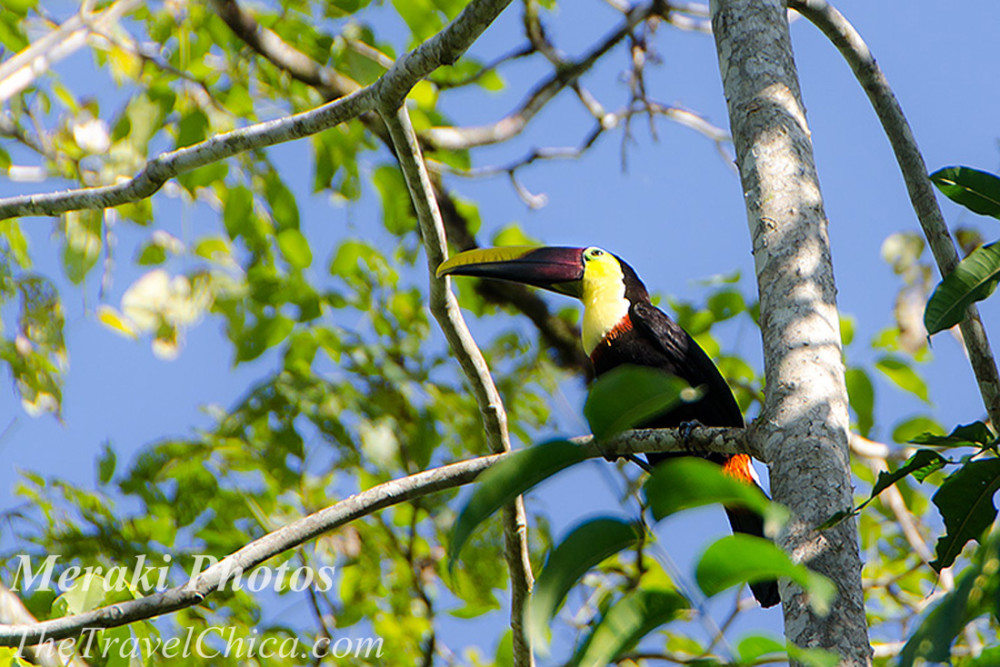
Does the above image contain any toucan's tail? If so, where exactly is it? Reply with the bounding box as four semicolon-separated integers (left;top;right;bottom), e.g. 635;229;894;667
720;454;781;607
723;505;782;607
646;452;782;608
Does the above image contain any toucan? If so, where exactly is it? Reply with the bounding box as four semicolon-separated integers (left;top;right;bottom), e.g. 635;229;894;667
437;245;781;608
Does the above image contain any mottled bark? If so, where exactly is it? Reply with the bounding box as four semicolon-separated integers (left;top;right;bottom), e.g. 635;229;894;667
710;0;872;664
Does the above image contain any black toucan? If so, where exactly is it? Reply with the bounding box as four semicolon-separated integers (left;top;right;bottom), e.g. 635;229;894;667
437;245;781;608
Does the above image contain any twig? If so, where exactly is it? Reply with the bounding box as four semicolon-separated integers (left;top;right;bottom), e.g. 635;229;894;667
424;1;658;151
379;103;535;666
787;0;1000;428
435;102;729;204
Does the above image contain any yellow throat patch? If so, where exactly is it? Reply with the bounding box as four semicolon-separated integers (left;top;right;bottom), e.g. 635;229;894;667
580;247;631;355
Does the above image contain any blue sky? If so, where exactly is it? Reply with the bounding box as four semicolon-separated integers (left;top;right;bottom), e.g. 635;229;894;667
2;0;999;659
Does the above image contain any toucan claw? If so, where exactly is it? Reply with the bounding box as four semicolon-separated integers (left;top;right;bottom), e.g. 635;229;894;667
679;419;706;454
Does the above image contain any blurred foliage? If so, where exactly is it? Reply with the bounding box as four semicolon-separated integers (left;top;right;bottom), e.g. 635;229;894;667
1;0;999;665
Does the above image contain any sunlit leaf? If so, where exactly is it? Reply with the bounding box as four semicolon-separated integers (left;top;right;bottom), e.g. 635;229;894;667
875;355;930;402
529;517;643;650
924;242;1000;334
584;365;695;441
277;229;313;269
845;367;874;437
570;588;688;667
930;166;1000;219
62;210;102;284
892;415;944;444
449;440;589;569
643;457;780;525
696;535;835;614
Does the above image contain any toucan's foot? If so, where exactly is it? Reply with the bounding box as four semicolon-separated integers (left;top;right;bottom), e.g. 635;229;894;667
679;419;706;454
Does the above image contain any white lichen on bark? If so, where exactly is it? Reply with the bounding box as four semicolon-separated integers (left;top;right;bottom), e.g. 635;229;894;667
711;0;872;664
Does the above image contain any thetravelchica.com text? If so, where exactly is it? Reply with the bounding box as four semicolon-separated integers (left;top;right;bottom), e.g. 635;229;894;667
17;626;383;661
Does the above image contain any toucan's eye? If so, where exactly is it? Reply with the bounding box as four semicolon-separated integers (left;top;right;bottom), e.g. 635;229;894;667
585;248;604;261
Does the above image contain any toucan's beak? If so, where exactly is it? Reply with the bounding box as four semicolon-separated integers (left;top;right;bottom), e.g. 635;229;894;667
437;246;585;298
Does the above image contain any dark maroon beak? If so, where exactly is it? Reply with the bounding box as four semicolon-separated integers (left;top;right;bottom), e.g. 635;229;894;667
437;246;585;297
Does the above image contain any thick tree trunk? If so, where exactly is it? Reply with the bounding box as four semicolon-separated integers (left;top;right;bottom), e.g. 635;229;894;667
710;0;872;664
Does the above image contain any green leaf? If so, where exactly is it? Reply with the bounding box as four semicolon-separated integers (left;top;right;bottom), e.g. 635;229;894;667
787;644;840;667
265;173;300;231
826;449;948;527
696;535;835;614
135;242;167;266
373;165;417;236
277;229;313;269
929;458;1000;571
911;421;997;449
643;457;779;525
62;210;102;284
965;647;1000;667
930;166;1000;219
925;241;1000;334
55;574;108;615
845;367;874;437
735;636;838;667
871;450;947;497
875;356;930;402
223;186;254;240
97;442;116;485
449;440;589;569
570;589;688;667
529;517;644;649
583;365;695;441
736;635;784;664
892;415;944;444
900;528;1000;667
175;109;208;148
707;289;746;322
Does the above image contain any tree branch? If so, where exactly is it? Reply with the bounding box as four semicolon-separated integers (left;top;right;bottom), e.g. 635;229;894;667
0;0;515;221
0;426;752;647
710;0;871;663
0;0;141;104
379;103;535;666
787;0;1000;430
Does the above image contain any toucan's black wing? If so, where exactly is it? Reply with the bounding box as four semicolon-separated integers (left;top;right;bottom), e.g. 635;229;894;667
628;302;780;608
627;300;744;429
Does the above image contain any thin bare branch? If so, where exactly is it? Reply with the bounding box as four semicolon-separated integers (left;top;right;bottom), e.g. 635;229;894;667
788;0;1000;428
424;1;657;151
436;102;728;190
212;0;361;99
380;103;534;666
214;0;591;376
